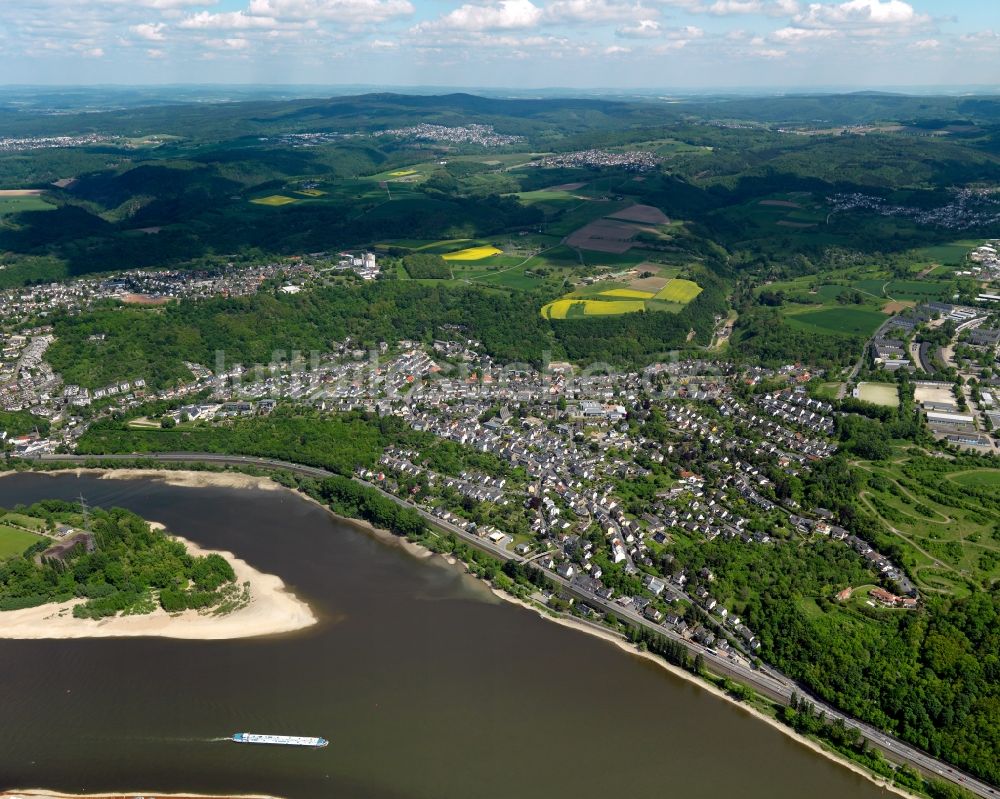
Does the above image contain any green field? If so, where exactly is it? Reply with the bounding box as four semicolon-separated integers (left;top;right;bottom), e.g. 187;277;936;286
885;279;951;301
0;524;46;560
912;240;979;266
784;306;887;336
0;196;56;217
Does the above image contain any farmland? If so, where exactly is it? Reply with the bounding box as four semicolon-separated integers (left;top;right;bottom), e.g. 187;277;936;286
442;245;503;261
783;305;888;337
0;195;56;216
250;194;298;206
541;297;646;319
541;275;703;319
654;278;703;303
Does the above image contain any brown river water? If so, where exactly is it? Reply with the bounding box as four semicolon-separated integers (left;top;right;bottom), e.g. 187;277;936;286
0;473;897;799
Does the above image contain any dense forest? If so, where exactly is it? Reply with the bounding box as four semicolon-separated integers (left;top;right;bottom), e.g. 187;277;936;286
49;274;729;389
78;408;516;482
756;586;1000;785
0;501;235;617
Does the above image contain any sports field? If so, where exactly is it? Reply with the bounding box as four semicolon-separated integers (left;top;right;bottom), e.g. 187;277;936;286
856;382;899;407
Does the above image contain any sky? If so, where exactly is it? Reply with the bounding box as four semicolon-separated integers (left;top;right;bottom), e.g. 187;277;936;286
0;0;998;89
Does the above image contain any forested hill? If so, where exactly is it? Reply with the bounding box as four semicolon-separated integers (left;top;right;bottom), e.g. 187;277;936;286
6;90;1000;140
47;274;729;390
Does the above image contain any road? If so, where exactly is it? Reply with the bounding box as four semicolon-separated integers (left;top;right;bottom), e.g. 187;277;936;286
25;451;1000;799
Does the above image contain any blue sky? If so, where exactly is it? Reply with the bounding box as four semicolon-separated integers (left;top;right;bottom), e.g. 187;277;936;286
0;0;997;88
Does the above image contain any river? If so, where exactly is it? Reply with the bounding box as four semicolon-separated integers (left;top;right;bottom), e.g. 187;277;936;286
0;473;896;799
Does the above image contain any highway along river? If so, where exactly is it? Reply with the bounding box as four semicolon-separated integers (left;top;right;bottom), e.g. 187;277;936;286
0;473;898;799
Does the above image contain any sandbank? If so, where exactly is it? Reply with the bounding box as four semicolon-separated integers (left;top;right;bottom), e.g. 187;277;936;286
0;532;315;641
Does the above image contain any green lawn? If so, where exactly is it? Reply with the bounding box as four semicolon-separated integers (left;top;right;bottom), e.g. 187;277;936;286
0;524;46;560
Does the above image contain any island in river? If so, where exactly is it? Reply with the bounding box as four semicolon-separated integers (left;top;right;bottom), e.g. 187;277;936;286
0;499;314;640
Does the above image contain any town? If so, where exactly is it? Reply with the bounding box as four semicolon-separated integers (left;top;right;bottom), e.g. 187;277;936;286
373;124;525;147
532;149;660;171
1;302;923;672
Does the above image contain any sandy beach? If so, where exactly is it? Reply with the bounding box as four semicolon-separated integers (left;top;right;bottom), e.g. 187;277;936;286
0;531;316;641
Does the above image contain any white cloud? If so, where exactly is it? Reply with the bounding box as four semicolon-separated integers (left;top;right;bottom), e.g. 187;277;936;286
247;0;414;24
667;24;704;38
136;0;213;7
604;44;631;53
414;0;543;32
616;19;661;37
657;0;797;15
545;0;655;24
131;22;167;41
205;36;251;49
179;11;279;29
911;37;939;49
793;0;928;29
772;25;837;40
706;0;763;14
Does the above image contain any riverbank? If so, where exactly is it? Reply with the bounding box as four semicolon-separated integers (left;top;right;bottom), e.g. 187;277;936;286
0;529;316;641
493;589;920;799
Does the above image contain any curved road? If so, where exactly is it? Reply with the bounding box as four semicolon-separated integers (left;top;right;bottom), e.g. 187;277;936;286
24;451;999;799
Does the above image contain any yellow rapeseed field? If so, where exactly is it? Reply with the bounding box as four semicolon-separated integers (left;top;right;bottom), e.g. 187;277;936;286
295;189;326;197
251;195;298;206
583;300;645;315
442;246;502;261
654;278;702;303
541;299;579;319
541;298;646;319
600;288;655;299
